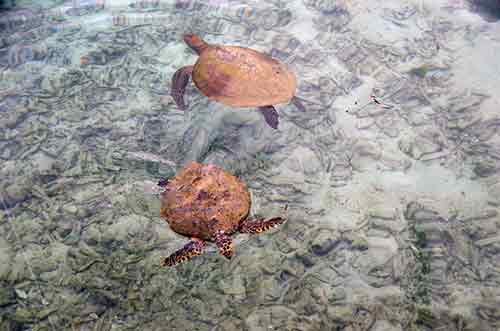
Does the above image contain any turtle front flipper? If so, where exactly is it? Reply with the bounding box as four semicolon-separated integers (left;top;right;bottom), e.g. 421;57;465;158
239;217;286;234
161;238;205;267
214;231;234;260
258;105;279;129
171;65;194;111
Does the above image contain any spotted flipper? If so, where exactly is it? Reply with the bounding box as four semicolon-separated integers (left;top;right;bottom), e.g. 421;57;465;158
171;65;193;111
161;239;205;267
214;231;234;260
238;217;286;234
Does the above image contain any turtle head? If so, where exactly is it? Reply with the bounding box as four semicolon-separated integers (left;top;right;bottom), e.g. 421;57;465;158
157;178;170;188
183;34;209;55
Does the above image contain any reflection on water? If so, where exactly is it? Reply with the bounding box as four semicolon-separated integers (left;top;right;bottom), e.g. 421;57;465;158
1;0;500;330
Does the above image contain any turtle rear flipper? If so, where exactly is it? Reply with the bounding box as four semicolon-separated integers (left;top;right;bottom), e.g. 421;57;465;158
161;238;205;267
258;105;279;129
239;217;286;234
171;65;194;110
291;96;306;112
214;231;234;260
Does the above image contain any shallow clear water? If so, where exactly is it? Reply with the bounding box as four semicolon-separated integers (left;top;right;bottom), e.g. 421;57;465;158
1;0;500;330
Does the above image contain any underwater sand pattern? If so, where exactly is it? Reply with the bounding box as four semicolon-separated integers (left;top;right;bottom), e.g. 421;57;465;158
1;0;500;330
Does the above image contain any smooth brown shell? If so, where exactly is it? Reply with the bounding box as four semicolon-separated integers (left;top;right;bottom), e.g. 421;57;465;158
160;162;251;241
192;45;297;107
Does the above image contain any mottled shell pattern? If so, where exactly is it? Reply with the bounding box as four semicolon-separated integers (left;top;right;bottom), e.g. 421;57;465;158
160;162;251;241
192;45;297;107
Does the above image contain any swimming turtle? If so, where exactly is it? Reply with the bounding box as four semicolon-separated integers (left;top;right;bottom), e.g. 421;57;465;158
158;161;286;266
170;34;305;129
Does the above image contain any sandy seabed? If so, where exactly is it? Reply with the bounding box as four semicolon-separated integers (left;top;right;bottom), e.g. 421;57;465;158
0;0;500;330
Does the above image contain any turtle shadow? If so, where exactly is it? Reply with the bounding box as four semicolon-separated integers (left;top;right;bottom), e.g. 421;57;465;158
177;104;276;171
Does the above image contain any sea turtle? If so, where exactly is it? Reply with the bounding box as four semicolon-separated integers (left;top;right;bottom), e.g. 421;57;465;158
170;34;305;129
158;161;286;266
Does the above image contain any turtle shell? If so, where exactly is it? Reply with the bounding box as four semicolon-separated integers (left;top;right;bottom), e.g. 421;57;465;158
160;162;251;241
192;45;297;108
